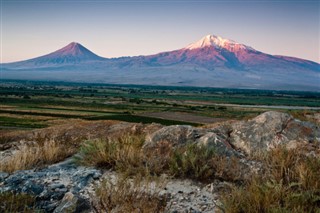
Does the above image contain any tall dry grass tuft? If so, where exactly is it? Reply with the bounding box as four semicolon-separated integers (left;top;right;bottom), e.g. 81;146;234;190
92;175;168;213
220;146;320;213
74;134;148;175
0;140;75;173
167;144;242;182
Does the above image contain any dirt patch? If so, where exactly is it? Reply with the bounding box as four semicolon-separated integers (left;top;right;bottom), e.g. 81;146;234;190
140;112;225;124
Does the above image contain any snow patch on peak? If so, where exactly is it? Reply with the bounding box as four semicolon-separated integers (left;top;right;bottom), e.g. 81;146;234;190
184;34;254;52
69;42;79;45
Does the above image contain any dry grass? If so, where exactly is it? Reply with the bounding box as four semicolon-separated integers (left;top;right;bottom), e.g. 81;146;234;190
0;120;125;173
75;134;148;176
76;134;243;182
220;146;320;213
0;192;40;213
0;130;28;146
167;144;242;182
0;140;75;173
92;175;168;213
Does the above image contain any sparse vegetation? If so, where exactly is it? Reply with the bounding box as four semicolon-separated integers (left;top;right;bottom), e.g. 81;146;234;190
76;134;243;182
220;147;320;212
92;175;168;213
75;134;146;174
168;144;243;182
0;192;39;213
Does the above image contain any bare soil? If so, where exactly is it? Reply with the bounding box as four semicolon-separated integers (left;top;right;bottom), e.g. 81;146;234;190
140;112;225;124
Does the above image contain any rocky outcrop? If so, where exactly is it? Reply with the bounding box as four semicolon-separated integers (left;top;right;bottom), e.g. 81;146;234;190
144;125;240;157
1;111;319;212
144;111;319;156
230;111;320;155
0;158;101;212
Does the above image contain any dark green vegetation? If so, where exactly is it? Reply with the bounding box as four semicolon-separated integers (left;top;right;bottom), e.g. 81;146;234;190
1;79;319;130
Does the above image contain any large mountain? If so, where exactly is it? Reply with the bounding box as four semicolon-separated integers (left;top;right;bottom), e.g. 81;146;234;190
1;35;319;91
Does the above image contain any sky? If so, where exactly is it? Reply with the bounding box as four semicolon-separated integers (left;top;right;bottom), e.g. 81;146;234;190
1;0;319;63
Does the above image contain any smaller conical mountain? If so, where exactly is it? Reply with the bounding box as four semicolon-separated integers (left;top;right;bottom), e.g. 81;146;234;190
4;42;106;69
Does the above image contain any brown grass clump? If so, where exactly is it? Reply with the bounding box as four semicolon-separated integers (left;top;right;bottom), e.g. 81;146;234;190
220;147;320;213
0;192;40;213
75;134;150;176
92;175;168;213
167;144;242;182
0;140;75;173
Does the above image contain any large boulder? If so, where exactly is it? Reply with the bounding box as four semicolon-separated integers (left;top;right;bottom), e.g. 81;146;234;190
230;111;320;155
143;125;240;157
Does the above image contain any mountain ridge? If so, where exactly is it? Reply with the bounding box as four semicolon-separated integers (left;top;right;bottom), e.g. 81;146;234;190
1;35;319;91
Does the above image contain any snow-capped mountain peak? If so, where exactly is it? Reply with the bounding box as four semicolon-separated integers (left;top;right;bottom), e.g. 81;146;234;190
52;42;94;57
184;34;254;52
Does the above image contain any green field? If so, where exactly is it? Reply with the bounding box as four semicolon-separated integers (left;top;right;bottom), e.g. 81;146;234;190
0;79;319;130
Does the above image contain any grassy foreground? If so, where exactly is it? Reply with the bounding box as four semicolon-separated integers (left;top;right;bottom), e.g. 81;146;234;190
1;130;319;212
75;134;320;212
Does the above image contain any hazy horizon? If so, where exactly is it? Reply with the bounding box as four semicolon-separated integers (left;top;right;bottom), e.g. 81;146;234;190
1;0;319;63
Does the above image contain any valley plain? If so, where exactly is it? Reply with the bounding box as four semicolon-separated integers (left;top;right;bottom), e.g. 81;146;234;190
1;79;320;131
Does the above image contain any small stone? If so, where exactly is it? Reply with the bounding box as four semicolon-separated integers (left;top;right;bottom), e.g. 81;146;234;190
92;172;101;179
50;183;65;190
55;188;68;193
0;172;9;182
201;205;208;211
53;192;78;213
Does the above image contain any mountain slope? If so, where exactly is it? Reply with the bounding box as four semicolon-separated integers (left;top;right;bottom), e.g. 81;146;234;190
1;35;319;91
141;35;319;71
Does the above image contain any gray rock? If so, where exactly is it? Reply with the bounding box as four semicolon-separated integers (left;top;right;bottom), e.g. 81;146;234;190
144;125;207;149
53;192;78;213
144;125;242;157
49;183;65;190
196;132;240;157
230;111;320;155
0;172;9;182
0;157;101;212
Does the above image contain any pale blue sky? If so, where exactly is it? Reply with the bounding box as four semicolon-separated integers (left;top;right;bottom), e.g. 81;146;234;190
1;0;319;63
